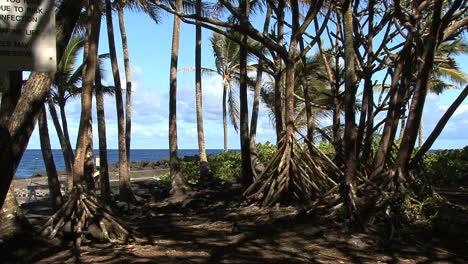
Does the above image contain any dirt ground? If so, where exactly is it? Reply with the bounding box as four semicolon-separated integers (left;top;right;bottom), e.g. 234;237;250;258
4;173;468;264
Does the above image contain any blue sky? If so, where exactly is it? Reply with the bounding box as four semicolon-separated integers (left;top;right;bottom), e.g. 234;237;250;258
26;9;468;150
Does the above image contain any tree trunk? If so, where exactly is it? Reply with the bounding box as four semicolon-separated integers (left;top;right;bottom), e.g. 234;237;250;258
59;102;75;164
394;1;442;186
73;0;101;189
0;72;31;239
249;6;271;176
105;0;134;202
418;115;424;147
411;85;468;166
194;0;211;181
38;104;63;211
47;97;73;192
222;80;229;152
117;7;133;163
371;42;413;178
239;0;253;188
273;1;285;143
95;68;111;204
0;185;30;240
169;0;191;201
0;0;83;209
341;0;359;221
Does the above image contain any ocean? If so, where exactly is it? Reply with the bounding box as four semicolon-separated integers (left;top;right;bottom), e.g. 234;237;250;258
16;149;224;179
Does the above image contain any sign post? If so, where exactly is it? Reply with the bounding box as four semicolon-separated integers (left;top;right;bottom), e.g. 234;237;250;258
0;0;56;72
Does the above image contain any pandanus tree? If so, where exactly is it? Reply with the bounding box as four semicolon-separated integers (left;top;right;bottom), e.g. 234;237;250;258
154;0;468;223
42;0;135;249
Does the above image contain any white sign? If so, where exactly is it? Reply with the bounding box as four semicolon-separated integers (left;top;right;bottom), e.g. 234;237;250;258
0;0;56;72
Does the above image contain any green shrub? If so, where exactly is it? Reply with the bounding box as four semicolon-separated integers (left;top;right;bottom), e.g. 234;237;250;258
317;141;336;159
422;146;468;188
256;141;277;164
208;151;242;181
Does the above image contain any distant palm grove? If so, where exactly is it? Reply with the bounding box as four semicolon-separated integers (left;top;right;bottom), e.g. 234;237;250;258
0;0;467;255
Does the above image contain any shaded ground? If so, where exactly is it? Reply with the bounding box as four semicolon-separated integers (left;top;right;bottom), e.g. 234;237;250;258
2;179;468;264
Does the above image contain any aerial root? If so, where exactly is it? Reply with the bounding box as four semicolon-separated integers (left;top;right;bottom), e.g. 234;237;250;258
244;130;340;207
40;186;138;249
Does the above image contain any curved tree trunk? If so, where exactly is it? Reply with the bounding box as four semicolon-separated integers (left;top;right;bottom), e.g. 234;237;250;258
73;0;101;190
250;5;271;177
393;1;442;188
38;104;63;211
0;0;83;209
48;97;73;191
0;72;31;239
105;0;134;202
95;69;111;205
411;85;468;166
169;0;191;201
117;7;133;164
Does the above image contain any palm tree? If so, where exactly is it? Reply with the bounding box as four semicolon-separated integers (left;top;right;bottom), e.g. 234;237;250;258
105;0;134;202
95;64;112;205
50;33;84;190
38;105;63;211
418;39;468;146
194;0;212;180
210;32;241;152
168;0;191;201
114;0;160;163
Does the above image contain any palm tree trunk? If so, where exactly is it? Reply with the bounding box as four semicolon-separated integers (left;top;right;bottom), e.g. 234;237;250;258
418;115;424;147
117;7;133;163
239;0;253;188
169;0;191;200
194;0;211;181
47;97;73;191
73;0;101;189
223;80;229;152
411;85;468;166
38;104;63;211
0;0;83;209
95;68;111;204
59;103;75;164
105;0;134;202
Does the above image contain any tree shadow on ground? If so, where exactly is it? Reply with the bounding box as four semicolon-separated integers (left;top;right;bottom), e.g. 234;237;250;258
10;180;468;264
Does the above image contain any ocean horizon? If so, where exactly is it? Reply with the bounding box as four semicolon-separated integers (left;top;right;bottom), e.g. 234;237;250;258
17;149;227;179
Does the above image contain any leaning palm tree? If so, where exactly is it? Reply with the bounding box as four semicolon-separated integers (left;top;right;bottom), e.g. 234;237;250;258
418;39;468;146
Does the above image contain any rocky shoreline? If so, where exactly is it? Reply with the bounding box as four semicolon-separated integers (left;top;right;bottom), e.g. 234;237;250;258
13;159;171;205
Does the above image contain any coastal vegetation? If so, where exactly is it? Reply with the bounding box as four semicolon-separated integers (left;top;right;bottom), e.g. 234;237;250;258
0;0;467;263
